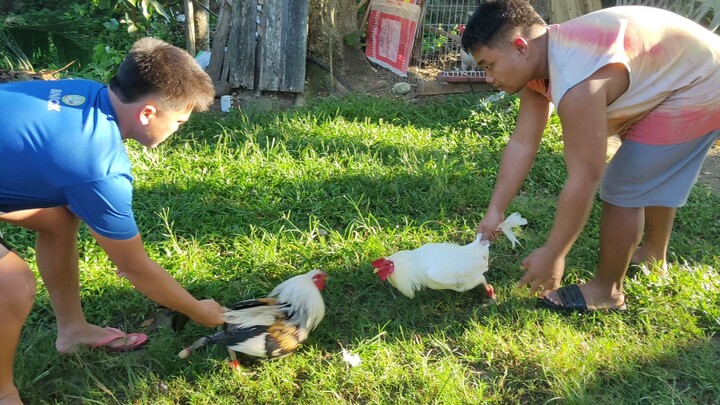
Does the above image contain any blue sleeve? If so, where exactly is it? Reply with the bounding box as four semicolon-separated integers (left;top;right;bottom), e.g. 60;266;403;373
63;174;139;240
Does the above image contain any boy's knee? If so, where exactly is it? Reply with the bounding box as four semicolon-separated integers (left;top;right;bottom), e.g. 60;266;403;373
0;257;37;308
46;207;81;233
17;270;37;305
34;207;80;241
6;273;37;308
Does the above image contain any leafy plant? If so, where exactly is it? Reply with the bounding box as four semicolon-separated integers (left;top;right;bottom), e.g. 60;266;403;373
0;7;98;71
0;28;32;70
0;0;185;75
94;0;174;34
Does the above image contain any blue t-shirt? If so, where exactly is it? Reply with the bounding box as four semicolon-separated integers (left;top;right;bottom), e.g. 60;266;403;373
0;79;139;240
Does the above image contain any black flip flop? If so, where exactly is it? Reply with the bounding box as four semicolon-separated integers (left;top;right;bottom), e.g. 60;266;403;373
537;284;627;313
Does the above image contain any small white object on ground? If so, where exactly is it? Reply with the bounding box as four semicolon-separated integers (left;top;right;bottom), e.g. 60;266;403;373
220;95;232;112
342;348;361;367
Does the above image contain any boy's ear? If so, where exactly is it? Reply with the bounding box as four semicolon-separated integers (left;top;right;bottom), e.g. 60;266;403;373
513;37;528;48
139;104;157;125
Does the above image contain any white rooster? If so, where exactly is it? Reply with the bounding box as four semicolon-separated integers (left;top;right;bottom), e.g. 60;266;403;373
372;213;527;301
178;269;326;367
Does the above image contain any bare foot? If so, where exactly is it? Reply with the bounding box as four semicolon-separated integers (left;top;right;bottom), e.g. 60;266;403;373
55;323;144;354
541;281;625;311
0;387;23;405
631;246;668;274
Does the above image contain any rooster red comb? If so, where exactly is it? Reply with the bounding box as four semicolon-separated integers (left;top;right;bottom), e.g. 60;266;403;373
372;258;395;281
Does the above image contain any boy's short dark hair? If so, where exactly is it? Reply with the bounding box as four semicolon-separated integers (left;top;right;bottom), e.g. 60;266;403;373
109;37;215;112
462;0;546;53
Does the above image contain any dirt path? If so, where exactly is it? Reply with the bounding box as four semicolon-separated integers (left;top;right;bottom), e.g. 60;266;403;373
607;136;720;195
699;144;720;193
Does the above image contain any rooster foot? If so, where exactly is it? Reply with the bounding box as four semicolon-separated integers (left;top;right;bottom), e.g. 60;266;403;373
227;350;242;372
481;284;497;306
228;359;242;371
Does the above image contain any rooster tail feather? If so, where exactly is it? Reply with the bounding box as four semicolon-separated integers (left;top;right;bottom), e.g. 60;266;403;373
227;298;278;311
498;212;528;248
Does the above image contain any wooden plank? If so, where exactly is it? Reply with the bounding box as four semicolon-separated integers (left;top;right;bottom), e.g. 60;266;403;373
206;0;231;83
228;0;257;89
257;0;309;92
416;80;492;96
282;0;309;92
258;0;284;91
411;1;426;66
359;0;374;30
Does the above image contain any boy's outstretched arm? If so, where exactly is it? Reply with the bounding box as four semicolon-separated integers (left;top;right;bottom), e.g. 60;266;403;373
518;64;629;293
91;231;224;327
477;86;551;239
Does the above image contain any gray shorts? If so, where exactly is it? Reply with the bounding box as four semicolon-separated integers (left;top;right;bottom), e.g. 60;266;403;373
600;130;720;208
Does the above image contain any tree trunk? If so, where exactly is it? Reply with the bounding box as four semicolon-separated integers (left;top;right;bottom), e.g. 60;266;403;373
194;0;210;51
184;0;196;56
307;0;358;64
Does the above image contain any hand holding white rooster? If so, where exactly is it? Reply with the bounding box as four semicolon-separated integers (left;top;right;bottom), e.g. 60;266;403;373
372;213;527;301
178;269;327;368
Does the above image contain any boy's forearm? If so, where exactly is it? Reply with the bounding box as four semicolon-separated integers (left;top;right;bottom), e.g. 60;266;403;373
488;140;538;213
122;260;201;318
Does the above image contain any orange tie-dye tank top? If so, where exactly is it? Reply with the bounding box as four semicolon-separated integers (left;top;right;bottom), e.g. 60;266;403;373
531;6;720;145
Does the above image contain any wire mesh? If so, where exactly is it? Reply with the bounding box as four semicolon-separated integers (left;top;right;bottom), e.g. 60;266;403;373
404;0;484;82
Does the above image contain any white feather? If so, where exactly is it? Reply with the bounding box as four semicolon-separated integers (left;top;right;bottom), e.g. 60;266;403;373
229;334;271;358
222;304;285;326
498;212;528;248
269;269;326;331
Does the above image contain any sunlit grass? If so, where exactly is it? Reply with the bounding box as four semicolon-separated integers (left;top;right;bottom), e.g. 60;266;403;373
8;93;719;404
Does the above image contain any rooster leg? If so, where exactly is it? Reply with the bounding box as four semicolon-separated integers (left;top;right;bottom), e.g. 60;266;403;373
178;336;210;359
228;349;241;371
483;283;497;304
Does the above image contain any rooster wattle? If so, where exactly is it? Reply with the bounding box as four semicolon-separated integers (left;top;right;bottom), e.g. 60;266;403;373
372;213;527;301
178;269;327;366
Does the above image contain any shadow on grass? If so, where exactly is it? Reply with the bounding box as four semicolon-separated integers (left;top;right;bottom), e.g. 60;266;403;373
564;334;720;404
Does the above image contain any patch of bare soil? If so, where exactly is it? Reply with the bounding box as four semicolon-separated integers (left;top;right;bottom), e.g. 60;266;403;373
607;136;720;195
323;44;402;95
699;144;720;193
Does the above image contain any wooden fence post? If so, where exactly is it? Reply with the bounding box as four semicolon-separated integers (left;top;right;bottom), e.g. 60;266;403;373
184;0;197;56
195;0;210;51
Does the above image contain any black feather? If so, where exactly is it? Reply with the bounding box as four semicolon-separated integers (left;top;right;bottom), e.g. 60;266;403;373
215;324;269;346
171;312;190;333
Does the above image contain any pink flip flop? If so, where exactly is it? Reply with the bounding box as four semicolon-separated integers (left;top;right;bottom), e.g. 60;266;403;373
90;327;149;352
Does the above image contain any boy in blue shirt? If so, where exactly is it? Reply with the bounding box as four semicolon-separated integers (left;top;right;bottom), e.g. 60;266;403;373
0;37;224;404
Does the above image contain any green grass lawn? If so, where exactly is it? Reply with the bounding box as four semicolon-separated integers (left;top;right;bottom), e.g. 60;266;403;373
9;93;720;404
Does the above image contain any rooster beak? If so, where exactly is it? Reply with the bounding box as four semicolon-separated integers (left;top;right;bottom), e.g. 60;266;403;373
372;268;380;274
